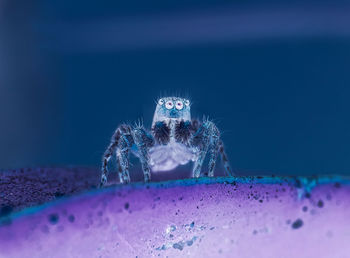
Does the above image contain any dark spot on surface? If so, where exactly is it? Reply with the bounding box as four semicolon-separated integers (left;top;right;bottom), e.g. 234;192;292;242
54;192;65;198
253;230;258;235
190;221;195;228
305;193;311;199
317;200;324;208
0;205;13;217
259;200;263;203
186;237;197;246
124;203;129;210
334;182;341;188
173;242;185;251
48;213;59;225
291;219;303;229
68;215;75;223
156;245;167;251
302;206;308;212
186;240;194;246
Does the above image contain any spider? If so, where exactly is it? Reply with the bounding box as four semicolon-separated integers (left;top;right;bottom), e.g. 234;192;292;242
100;97;232;186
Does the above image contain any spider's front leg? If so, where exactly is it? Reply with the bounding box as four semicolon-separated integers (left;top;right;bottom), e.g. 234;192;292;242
132;126;154;182
190;119;232;178
100;124;154;187
100;124;134;187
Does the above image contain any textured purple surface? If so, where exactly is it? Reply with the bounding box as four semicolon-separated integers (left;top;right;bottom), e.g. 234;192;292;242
0;167;195;213
0;167;100;212
0;177;349;258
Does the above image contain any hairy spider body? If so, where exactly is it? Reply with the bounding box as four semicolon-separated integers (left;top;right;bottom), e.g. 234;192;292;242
100;97;232;186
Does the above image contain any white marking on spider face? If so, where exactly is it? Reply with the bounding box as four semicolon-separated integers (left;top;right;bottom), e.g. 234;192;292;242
149;142;197;172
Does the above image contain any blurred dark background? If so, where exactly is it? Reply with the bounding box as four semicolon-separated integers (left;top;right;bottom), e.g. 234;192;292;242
0;0;350;176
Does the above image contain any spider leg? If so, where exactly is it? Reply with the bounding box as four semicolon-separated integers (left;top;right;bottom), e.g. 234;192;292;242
100;129;121;187
208;139;220;177
190;120;216;177
132;127;154;182
190;120;231;178
116;148;131;184
193;147;208;178
100;125;133;187
218;141;233;176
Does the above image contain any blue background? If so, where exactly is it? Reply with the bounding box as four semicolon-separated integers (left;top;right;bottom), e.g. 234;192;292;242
1;0;350;176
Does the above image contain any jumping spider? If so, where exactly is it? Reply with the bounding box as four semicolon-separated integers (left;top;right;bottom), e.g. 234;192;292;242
100;97;232;186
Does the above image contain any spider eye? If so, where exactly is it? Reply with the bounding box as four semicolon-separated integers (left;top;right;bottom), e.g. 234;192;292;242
175;100;184;110
158;99;164;105
165;100;174;109
184;100;190;106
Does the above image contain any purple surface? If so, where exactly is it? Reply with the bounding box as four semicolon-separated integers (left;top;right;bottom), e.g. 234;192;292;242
0;167;193;213
0;176;349;258
0;167;100;212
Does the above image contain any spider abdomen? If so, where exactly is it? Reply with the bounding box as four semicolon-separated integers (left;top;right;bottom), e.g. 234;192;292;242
149;142;196;172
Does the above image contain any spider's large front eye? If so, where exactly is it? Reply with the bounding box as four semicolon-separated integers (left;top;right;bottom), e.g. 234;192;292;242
175;100;184;110
158;99;164;105
165;100;174;109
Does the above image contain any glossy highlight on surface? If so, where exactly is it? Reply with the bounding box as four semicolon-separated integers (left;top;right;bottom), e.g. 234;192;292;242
0;176;349;258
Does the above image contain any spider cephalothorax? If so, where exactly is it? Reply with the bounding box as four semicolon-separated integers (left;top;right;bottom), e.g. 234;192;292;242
100;97;232;186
